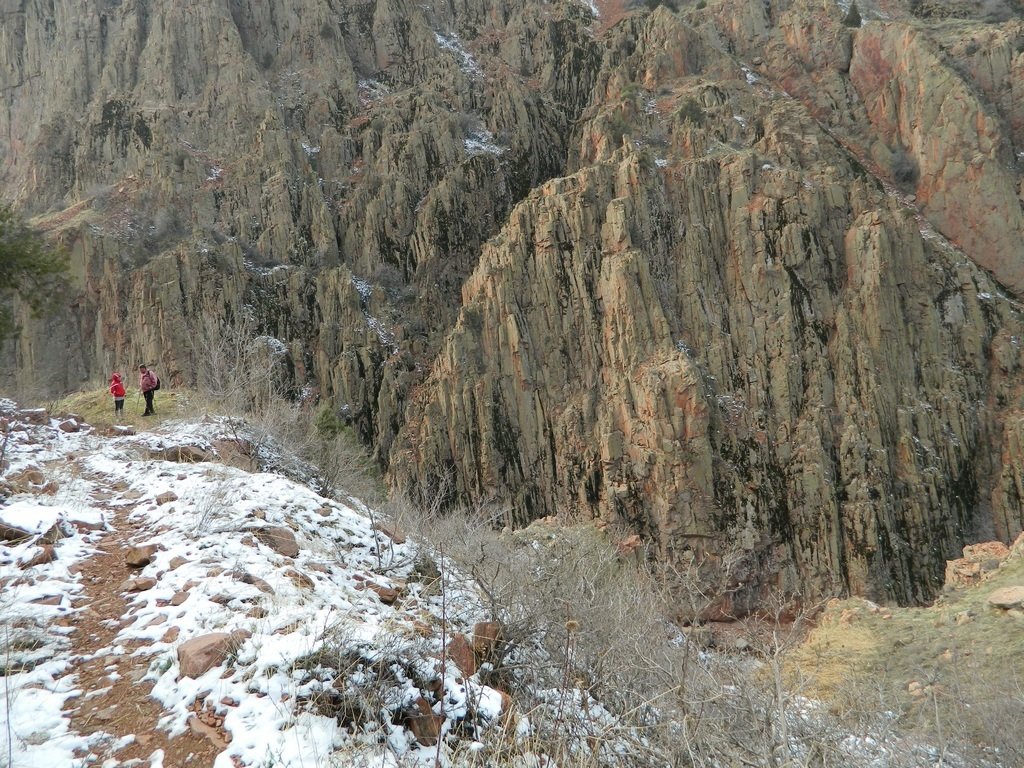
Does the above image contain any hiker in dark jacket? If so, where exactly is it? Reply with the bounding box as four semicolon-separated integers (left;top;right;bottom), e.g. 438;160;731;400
139;364;157;416
109;373;126;418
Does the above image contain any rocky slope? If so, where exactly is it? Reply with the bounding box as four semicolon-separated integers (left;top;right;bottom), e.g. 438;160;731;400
2;0;1023;604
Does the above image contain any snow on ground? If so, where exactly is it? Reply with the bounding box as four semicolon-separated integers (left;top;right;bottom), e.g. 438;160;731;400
0;400;503;767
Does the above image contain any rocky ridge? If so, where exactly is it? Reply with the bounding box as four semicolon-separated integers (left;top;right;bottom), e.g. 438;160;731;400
1;0;1023;603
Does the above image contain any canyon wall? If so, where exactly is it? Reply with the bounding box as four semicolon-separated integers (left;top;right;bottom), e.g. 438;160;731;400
2;0;1023;603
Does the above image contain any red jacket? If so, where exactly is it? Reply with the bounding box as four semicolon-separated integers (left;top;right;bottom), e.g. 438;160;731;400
109;374;126;398
140;370;157;392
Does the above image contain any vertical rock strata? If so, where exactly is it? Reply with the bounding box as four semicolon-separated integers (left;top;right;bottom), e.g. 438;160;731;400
1;0;1023;603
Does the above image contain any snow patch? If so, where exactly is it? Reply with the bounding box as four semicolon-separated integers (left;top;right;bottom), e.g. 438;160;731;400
464;128;506;156
434;33;482;78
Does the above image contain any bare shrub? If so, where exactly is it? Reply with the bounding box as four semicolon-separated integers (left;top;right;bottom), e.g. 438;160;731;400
189;314;379;504
890;147;919;186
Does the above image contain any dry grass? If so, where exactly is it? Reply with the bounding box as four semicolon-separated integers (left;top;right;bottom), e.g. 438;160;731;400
46;386;188;431
790;555;1024;764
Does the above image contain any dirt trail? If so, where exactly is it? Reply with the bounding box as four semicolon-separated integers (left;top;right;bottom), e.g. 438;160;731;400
62;503;221;767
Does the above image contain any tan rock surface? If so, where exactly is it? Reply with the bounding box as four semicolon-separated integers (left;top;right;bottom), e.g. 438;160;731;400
2;0;1022;605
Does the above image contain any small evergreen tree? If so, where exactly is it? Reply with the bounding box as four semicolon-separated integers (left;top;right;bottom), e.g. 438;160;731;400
0;206;69;339
843;1;862;27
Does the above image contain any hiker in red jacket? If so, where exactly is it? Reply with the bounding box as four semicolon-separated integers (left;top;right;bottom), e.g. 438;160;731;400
109;373;126;419
139;364;158;416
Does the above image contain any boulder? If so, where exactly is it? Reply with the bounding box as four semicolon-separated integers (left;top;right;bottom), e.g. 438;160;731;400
155;491;178;505
987;586;1024;611
177;630;252;679
125;544;159;568
252;526;299;557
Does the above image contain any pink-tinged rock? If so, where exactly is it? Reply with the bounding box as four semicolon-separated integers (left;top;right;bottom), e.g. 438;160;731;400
177;630;252;679
58;420;79;433
125;544;159;568
155;491;178;505
252;526;299;557
170;591;189;606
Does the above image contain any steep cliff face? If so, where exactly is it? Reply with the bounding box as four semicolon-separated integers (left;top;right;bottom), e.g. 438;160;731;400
2;0;1023;604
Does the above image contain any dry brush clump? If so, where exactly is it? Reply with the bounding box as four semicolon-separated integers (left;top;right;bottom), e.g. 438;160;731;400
384;502;793;766
188;314;382;505
382;498;1022;768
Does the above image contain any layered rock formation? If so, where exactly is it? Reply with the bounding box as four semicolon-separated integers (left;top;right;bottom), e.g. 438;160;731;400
2;0;1023;604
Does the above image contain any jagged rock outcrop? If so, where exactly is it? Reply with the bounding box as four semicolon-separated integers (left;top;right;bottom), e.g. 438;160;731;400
2;0;1023;604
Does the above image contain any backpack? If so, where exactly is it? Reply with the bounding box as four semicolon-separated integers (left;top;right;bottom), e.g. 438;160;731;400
153;375;161;391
